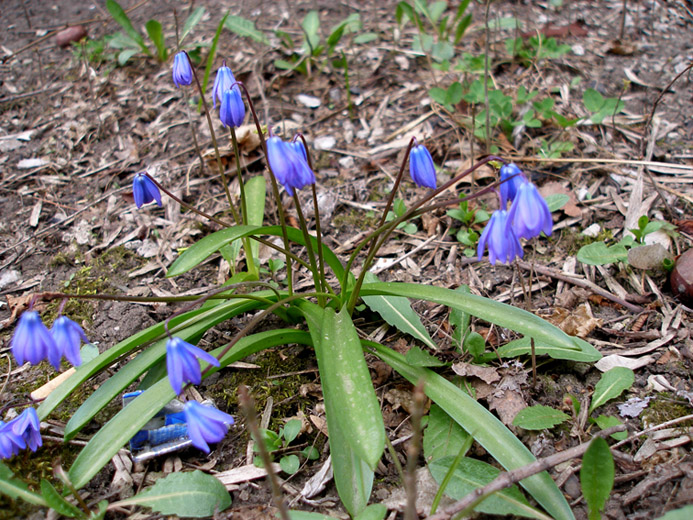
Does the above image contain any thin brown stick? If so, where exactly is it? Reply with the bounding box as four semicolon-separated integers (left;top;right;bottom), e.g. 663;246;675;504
515;260;645;314
425;425;625;520
238;386;291;520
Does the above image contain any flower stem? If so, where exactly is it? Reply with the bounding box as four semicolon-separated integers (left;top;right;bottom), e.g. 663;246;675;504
235;81;293;295
183;51;240;224
292;193;324;306
230;126;258;278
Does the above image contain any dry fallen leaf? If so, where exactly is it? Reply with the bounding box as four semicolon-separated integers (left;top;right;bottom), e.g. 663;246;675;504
540;181;582;217
548;303;602;337
452;362;501;385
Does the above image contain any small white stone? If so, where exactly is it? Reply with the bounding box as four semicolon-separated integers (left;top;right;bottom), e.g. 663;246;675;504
581;223;601;237
339;156;354;169
313;136;336;150
295;94;321;108
572;44;584;56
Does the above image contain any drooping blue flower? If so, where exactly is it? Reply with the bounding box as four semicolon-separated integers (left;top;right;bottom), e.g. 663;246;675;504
409;143;437;189
184;401;234;454
212;62;236;109
289;138;308;162
220;87;245;128
476;209;523;265
12;311;60;369
132;172;162;208
166;337;220;395
172;52;193;88
508;181;553;240
266;136;316;196
51;316;88;367
0;421;26;459
11;408;42;452
499;163;526;207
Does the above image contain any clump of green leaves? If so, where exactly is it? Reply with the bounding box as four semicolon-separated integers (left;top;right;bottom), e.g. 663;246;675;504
386;198;418;234
447;200;489;257
396;0;472;67
582;88;625;124
506;34;572;65
105;0;205;65
256;419;318;474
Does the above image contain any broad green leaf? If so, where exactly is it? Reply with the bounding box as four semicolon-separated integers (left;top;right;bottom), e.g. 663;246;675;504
309;304;385;469
580;437;614;520
280;455;300;474
145;20;166;61
40;479;82;518
545;193;569;212
447;81;463;105
424;404;471;462
353;33;378;44
282;419;302;444
656;505;693;520
68;329;311;489
429;457;551;519
395;2;416;26
354;504;387;520
512;405;570;430
362;272;437;350
589;367;634;413
405;346;444;367
180;7;205;45
429;87;448;106
488;336;601;363
591;415;628;440
464;331;485;359
115;471;230;516
199;12;229;112
582;88;604;113
245;175;266;263
64;298;264;439
429;1;447;23
302;11;321;53
0;462;48;507
370;342;574;520
117;48;140;65
105;0;148;54
224;15;269;44
301;303;374;516
360;282;583;354
167;225;346;282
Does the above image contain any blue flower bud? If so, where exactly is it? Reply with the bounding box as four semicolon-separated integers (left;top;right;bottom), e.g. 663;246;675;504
172;52;193;88
508;181;552;240
409;144;437;189
166;337;220;395
266;136;316;196
499;163;525;207
0;420;26;459
11;311;60;369
132;172;162;208
11;408;42;452
212;63;236;109
289;139;308;162
184;401;234;454
219;87;245;128
51;316;89;367
476;209;523;265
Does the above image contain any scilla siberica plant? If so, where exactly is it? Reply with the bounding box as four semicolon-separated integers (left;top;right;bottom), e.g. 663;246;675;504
4;49;601;520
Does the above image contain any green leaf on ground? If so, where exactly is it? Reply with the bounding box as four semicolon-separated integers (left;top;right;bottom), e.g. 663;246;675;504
424;404;471;462
581;437;614;520
512;405;570;430
589;367;634;413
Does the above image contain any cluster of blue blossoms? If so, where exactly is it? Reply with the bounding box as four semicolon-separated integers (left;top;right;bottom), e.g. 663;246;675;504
3;312;88;459
0;408;41;459
477;163;552;265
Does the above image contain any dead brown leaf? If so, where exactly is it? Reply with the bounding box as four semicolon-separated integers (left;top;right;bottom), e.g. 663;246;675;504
540;181;582;217
451;362;501;385
548;303;603;337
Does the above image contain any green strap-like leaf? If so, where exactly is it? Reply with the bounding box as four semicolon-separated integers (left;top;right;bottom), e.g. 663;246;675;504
114;471;231;517
589;367;634;413
361;282;585;354
68;329;311;489
300;302;377;516
105;0;149;54
362;272;437;350
40;479;82;518
167;225;346;282
180;7;205;45
488;336;601;363
580;437;614;520
0;462;48;507
64;298;264;439
369;342;575;520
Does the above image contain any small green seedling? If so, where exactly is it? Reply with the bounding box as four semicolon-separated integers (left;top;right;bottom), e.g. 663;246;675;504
255;419;318;474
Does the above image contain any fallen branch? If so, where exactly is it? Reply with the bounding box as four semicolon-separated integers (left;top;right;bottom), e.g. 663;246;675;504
425;424;625;520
